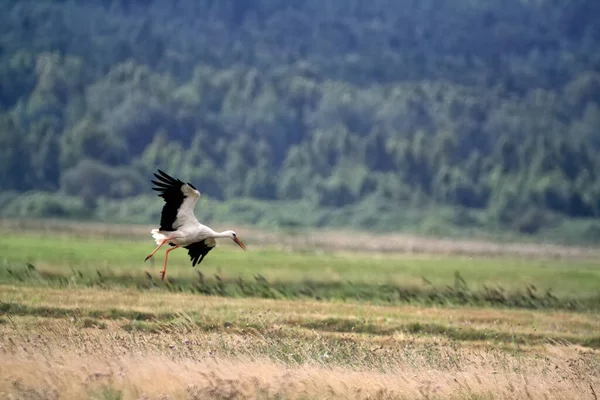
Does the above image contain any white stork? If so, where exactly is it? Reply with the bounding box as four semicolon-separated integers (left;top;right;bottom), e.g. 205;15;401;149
144;169;247;281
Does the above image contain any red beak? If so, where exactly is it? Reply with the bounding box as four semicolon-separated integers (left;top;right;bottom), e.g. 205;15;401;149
233;237;247;251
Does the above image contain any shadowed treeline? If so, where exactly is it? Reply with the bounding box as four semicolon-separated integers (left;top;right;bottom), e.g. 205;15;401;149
1;0;600;241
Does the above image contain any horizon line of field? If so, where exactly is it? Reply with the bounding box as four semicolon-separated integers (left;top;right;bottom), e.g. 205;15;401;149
2;217;599;260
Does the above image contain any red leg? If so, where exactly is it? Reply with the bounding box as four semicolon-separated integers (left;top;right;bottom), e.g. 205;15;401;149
144;238;174;262
160;245;180;281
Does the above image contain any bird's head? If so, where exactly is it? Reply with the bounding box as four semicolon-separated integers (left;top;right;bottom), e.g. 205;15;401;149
225;230;247;251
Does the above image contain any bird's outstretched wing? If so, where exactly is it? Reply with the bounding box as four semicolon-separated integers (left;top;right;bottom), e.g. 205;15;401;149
151;169;201;231
184;238;216;267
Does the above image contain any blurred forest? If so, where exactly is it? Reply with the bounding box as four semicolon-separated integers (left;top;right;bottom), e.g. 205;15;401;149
1;0;600;242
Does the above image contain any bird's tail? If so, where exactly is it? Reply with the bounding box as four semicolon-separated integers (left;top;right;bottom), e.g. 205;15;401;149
151;228;169;245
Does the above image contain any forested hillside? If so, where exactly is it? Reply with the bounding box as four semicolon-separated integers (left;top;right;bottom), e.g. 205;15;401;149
1;0;600;242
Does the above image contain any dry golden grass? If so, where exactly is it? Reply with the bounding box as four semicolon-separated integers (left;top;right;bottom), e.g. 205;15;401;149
3;217;599;260
1;285;600;399
3;285;600;345
1;315;599;400
1;353;598;400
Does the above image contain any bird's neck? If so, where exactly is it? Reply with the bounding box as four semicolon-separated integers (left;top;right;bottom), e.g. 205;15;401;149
213;231;231;238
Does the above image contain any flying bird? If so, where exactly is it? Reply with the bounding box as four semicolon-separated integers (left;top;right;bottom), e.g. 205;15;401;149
144;169;247;281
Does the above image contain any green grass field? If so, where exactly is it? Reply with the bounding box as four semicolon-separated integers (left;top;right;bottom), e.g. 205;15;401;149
1;222;599;399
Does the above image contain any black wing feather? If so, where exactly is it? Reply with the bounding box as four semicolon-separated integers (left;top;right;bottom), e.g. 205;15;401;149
184;240;215;267
151;169;186;231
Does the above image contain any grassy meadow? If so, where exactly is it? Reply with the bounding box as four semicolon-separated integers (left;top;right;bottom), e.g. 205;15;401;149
1;219;599;399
